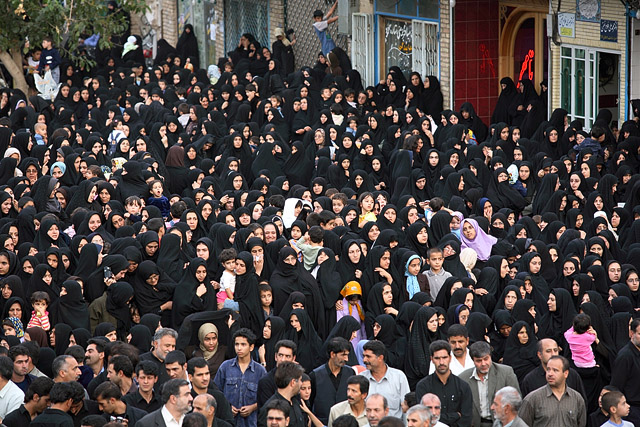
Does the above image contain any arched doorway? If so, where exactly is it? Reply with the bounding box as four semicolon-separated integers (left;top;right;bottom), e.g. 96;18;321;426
499;4;548;91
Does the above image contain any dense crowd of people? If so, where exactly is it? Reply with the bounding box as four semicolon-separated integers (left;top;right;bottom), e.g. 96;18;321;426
1;5;640;426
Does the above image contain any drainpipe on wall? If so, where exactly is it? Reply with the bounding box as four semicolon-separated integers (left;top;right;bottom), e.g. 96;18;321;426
548;0;552;115
625;3;630;121
450;0;455;109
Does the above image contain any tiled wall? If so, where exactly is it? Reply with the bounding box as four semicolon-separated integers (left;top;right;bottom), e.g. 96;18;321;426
453;0;500;126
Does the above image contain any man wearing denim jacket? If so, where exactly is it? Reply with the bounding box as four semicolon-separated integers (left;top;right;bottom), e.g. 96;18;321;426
214;328;266;427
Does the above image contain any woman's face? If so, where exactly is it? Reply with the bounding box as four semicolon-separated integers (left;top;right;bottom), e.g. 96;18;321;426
483;202;493;218
594;196;604;211
462;221;476;240
590;244;603;257
547;293;559;312
569;278;583;296
627;272;640;292
42;270;52;285
88;214;101;232
290;314;301;331
407;258;422;276
458;307;469;325
505;290;518;310
348;244;361;264
529;256;542;274
378;250;391;270
234;259;246;276
146;273;159;287
203;332;218;350
383;207;396;223
47;224;60;241
517;326;529;344
382;284;393;306
1;197;12;215
361;196;374;213
8;302;21;319
195;265;207;283
416;227;428;244
427;314;439;332
1;284;11;299
283;254;297;266
581;163;590;178
464;292;474;309
368;225;380;242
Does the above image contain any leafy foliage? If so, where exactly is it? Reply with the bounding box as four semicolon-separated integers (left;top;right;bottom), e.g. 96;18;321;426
0;0;148;69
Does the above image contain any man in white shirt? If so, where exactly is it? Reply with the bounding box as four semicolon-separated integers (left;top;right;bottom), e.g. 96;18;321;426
360;340;410;418
420;394;448;427
0;355;25;422
429;325;473;376
136;379;193;427
328;375;369;427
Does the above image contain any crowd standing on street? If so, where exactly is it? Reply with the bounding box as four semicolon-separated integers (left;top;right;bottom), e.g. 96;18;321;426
1;3;640;426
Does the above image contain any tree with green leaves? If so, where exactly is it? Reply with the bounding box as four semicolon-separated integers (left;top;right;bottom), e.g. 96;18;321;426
0;0;148;95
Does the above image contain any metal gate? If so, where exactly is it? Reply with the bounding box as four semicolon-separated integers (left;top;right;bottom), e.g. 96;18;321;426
284;0;349;70
224;0;270;56
412;20;440;79
351;13;374;87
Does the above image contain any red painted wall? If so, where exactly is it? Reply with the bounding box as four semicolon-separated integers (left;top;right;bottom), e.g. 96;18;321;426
453;0;500;127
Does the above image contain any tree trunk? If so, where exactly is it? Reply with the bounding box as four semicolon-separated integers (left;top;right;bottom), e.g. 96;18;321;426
0;50;29;95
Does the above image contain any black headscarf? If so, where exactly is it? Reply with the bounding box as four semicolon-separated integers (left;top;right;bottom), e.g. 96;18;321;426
285;308;322;372
105;282;134;341
502;320;540;384
172;258;216;328
234;251;265;335
50;280;90;331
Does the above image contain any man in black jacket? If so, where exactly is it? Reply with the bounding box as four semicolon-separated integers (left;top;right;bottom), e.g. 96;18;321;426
2;376;54;427
415;340;472;427
611;318;640;426
309;337;354;424
30;382;75;427
258;362;306;427
95;381;148;425
257;340;297;408
520;338;587;404
193;393;233;427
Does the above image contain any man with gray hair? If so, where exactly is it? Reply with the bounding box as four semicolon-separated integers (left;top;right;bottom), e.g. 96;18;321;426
193;393;232;427
407;405;429;427
459;341;519;427
52;355;82;383
139;327;178;388
490;386;527;427
419;394;447;427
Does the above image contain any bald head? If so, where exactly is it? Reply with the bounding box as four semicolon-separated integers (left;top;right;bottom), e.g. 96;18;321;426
192;393;216;421
420;393;441;421
536;338;559;365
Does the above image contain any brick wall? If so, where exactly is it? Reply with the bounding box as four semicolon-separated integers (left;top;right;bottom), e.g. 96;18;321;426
550;0;627;124
270;0;285;45
453;0;500;125
130;0;178;47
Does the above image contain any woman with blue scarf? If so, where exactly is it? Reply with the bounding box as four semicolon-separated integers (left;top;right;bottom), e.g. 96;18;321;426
402;252;431;302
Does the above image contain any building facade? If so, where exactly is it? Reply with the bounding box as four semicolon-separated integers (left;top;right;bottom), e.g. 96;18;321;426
135;0;634;127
